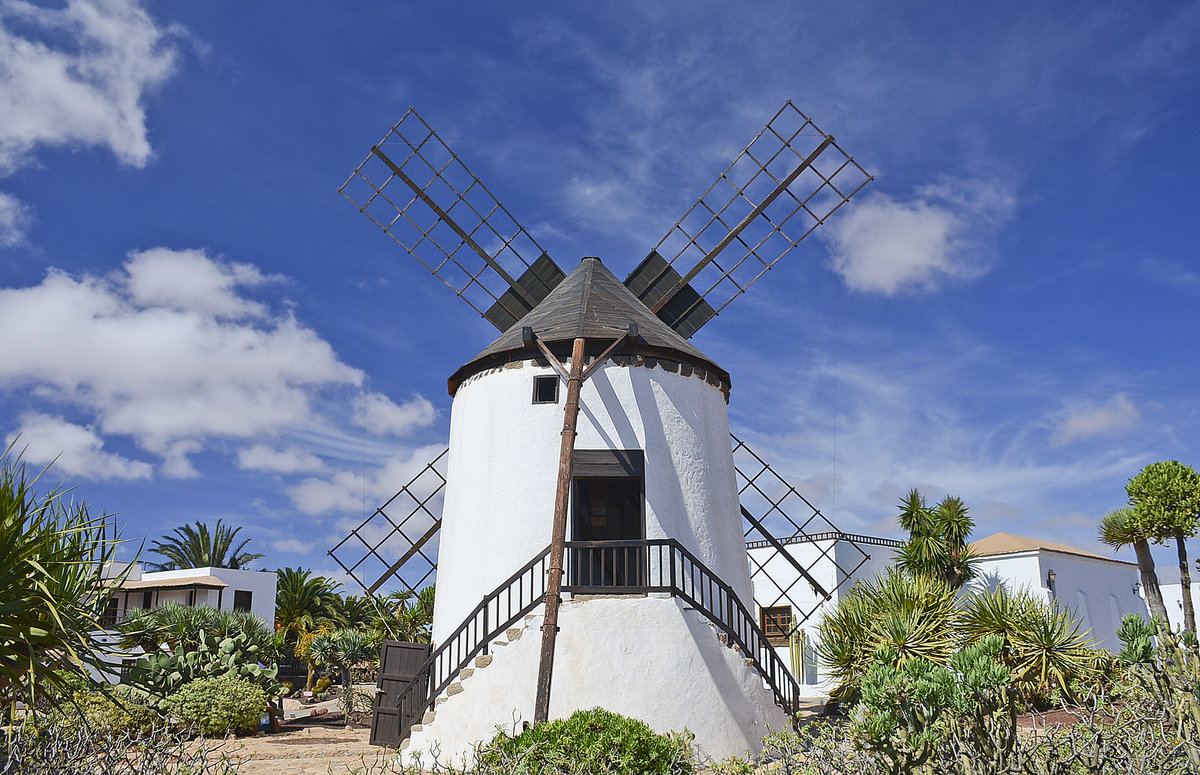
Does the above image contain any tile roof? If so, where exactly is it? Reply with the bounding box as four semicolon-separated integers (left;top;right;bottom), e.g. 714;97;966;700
970;532;1134;565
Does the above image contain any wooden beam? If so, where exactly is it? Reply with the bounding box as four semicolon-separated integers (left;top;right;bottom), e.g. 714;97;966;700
534;336;587;723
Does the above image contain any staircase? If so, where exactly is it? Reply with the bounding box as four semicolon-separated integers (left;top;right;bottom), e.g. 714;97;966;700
375;539;801;749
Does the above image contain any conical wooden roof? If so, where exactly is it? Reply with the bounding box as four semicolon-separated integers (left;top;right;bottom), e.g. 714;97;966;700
448;257;729;395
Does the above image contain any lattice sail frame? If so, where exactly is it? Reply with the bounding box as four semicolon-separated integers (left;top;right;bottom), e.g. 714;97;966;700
338;108;561;329
642;102;873;333
329;447;448;600
733;433;894;638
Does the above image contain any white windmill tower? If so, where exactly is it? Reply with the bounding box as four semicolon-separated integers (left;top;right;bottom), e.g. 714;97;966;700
333;104;872;763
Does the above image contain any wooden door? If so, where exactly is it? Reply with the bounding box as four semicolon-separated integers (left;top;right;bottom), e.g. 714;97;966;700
371;640;432;747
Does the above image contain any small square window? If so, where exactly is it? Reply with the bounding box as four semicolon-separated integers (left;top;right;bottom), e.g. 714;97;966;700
233;590;253;612
532;375;559;404
760;605;793;646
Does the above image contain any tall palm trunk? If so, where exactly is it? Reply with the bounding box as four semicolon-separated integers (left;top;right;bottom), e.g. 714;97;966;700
1133;539;1170;624
1177;532;1195;633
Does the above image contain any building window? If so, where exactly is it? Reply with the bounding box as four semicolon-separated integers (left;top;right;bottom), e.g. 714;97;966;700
142;590;153;609
532;375;559;404
760;605;793;646
233;590;253;612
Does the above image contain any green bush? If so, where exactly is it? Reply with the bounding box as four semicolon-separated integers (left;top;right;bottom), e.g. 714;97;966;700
313;675;332;694
478;708;694;775
53;685;161;736
126;629;284;713
161;675;267;737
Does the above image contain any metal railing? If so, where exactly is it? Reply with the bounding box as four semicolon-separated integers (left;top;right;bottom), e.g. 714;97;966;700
563;539;799;717
392;546;551;742
388;538;799;744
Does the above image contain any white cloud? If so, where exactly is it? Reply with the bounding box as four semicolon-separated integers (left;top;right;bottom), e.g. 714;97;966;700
0;248;373;472
0;192;31;247
1052;393;1142;446
270;537;309;555
236;444;326;475
0;0;182;175
6;412;152;480
290;444;446;517
355;393;436;438
822;178;1017;296
124;248;282;319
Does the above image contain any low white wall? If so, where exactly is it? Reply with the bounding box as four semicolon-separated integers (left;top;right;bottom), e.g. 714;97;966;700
408;596;788;767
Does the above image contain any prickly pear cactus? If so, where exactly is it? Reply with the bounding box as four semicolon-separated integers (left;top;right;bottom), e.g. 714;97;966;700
127;629;284;712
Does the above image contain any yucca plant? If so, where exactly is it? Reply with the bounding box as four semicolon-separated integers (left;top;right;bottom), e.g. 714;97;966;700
0;447;132;709
816;570;958;697
1009;600;1095;702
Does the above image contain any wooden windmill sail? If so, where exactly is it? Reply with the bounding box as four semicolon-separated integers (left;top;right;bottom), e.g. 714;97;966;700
332;103;873;758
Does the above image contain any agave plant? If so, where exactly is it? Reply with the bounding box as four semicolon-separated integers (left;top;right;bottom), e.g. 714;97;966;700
0;447;132;707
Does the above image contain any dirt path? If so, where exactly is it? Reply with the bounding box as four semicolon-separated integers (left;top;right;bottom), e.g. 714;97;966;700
212;716;385;775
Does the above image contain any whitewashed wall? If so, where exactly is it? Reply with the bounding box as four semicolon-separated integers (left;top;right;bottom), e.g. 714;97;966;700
125;567;277;626
1157;582;1200;632
749;539;897;696
434;360;749;642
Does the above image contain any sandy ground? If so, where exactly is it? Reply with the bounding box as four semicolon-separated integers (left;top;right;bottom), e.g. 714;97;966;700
206;707;385;775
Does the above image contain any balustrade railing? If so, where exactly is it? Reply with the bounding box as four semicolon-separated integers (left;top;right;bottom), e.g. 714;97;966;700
387;538;799;744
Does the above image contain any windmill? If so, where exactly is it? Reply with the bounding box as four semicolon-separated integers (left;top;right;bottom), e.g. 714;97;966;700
332;103;872;762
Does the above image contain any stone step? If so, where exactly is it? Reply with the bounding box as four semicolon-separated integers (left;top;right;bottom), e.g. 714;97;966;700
506;627;524;641
475;654;494;668
410;724;423;734
459;668;474;681
422;711;436;724
446;682;464;697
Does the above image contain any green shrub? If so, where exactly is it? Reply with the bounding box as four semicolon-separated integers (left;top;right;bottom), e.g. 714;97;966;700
478;708;694;775
313;675;332;694
161;676;267;737
53;685;161;736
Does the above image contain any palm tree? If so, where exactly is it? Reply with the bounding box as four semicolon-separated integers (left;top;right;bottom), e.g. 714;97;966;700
376;585;435;643
274;567;341;690
0;448;131;706
328;594;376;631
147;519;263;570
1099;507;1169;624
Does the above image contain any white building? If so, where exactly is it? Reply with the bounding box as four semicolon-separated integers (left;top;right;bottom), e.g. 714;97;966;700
90;562;278;683
748;532;899;697
969;532;1144;652
105;563;277;626
1156;582;1200;633
745;530;1147;700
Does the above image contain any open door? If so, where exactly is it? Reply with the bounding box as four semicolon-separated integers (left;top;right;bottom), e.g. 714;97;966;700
571;476;645;589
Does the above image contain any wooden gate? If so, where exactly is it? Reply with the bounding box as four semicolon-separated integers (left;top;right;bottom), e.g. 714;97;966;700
371;640;432;747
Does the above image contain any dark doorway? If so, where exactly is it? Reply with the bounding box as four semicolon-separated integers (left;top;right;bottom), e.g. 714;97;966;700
571;476;645;589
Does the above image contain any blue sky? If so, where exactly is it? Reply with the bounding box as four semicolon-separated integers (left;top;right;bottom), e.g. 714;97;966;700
1;0;1198;585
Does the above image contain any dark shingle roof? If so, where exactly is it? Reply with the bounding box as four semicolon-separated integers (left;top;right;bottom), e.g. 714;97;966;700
448;258;729;395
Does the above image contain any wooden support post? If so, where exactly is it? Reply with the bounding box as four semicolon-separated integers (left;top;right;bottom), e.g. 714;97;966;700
534;336;587;724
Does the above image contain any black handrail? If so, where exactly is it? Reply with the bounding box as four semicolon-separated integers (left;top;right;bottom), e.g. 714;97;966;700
392;545;551;742
389;538;799;744
563;539;800;717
